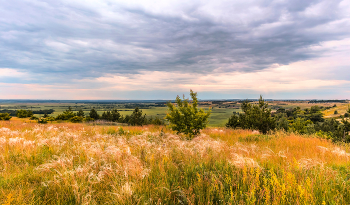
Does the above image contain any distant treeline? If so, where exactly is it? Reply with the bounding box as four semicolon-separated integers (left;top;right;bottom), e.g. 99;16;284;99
308;100;348;103
0;109;55;116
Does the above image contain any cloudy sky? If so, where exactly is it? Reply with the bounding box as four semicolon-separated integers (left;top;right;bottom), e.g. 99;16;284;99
0;0;350;100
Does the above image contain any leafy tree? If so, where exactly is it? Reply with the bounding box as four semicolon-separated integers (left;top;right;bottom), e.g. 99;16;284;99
165;90;211;139
0;113;12;120
146;116;165;125
47;116;55;123
27;110;34;117
77;109;85;118
274;113;289;131
227;96;275;134
30;116;38;120
334;110;338;115
43;113;49;118
225;114;239;128
70;116;84;123
289;118;315;134
89;108;99;120
123;115;130;123
16;109;33;118
56;107;75;121
111;109;121;122
37;118;48;124
85;116;94;122
129;107;146;126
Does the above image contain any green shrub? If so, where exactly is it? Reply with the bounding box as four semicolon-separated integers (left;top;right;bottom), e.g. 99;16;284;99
30;116;38;120
37;118;48;124
70;116;83;123
16;109;33;118
226;95;275;134
128;107;146;126
165;90;211;139
0;113;12;120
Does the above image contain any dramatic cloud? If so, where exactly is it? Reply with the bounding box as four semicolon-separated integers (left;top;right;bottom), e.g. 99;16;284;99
0;0;349;99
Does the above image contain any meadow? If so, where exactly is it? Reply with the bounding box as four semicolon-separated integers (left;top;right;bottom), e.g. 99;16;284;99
1;100;348;127
1;121;350;204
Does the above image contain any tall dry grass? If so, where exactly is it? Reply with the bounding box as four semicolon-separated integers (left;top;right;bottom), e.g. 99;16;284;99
0;121;349;204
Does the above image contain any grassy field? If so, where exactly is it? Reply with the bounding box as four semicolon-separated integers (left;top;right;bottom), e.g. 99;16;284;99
322;103;350;118
1;121;350;204
0;102;240;127
2;101;348;127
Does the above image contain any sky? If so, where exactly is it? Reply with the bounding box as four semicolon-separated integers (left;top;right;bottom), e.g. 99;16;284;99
0;0;350;100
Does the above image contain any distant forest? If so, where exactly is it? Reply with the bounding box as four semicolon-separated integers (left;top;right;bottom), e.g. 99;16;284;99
0;109;55;116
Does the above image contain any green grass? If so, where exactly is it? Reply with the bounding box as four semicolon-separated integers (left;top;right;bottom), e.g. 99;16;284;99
1;101;349;127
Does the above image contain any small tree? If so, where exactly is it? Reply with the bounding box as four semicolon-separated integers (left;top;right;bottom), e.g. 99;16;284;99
0;113;12;121
165;90;211;139
77;109;85;118
129;107;146;126
89;108;99;120
226;95;275;134
111;109;121;122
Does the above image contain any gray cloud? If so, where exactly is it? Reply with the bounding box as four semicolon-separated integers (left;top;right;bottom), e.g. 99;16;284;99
0;0;349;84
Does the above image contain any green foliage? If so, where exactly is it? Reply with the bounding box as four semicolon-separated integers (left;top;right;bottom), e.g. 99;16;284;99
70;116;84;123
89;108;99;120
46;116;55;122
111;109;121;122
0;113;12;120
274;113;289;131
289;118;315;134
16;109;33;118
225;114;239;128
226;96;275;134
55;107;75;121
84;116;94;122
37;118;48;124
128;107;146;126
30;116;38;120
165;90;211;139
146;116;165;125
76;109;85;117
334;110;338;114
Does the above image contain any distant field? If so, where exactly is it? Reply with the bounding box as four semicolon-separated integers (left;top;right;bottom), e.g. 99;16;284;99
322;103;350;118
1;101;349;126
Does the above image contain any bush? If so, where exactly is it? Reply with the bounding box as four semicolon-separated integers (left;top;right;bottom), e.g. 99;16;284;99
30;116;39;120
37;118;48;124
70;116;83;123
165;90;211;139
334;110;338;114
226;95;275;134
0;113;12;120
16;109;33;118
84;116;94;122
128;107;146;126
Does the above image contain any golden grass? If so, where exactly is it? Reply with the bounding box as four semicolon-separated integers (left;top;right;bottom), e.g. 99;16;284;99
1;122;350;204
322;103;350;118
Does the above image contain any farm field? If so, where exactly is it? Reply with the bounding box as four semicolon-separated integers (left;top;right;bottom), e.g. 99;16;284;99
1;100;348;127
1;121;350;204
